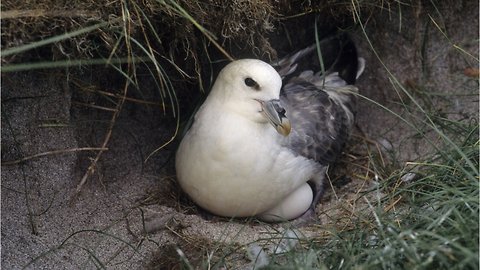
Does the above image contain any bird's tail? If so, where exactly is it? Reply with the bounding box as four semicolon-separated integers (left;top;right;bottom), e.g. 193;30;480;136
273;33;365;86
275;32;365;120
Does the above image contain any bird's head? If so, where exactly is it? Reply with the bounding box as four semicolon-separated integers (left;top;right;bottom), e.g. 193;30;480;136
210;59;291;136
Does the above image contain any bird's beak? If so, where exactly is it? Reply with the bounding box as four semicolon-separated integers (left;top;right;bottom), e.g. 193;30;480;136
258;99;291;136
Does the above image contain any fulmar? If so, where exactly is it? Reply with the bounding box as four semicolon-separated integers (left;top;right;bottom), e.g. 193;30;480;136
175;34;365;222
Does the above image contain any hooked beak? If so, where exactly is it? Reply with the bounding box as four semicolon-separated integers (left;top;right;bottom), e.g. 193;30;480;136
257;99;291;136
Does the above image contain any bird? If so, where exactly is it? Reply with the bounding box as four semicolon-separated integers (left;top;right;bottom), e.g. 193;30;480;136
175;34;365;222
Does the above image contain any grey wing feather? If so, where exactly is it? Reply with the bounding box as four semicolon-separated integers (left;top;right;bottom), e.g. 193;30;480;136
274;34;364;165
273;44;316;78
280;74;358;165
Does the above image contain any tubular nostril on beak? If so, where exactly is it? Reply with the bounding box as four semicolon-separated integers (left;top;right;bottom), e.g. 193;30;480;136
257;99;291;136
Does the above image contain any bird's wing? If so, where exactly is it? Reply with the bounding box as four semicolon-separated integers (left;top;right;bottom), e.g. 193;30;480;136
275;33;364;165
280;73;357;166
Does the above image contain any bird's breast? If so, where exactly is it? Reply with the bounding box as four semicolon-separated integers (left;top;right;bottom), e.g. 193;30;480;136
176;112;317;217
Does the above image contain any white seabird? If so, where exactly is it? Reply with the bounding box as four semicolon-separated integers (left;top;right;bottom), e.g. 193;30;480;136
176;35;365;222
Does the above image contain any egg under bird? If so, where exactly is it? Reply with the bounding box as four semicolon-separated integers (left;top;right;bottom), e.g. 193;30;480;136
176;34;365;222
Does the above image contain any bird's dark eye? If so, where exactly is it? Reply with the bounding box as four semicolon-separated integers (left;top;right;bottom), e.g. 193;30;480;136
244;77;259;90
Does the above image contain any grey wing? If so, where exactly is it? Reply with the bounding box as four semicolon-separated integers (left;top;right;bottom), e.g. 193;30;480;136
280;77;357;166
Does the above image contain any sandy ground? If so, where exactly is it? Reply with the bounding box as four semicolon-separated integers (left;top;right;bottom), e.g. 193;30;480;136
2;2;478;269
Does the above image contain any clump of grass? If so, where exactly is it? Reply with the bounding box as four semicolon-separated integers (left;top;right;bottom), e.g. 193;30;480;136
266;126;478;269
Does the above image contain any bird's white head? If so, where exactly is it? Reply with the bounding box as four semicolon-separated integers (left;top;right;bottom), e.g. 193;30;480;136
208;59;291;136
